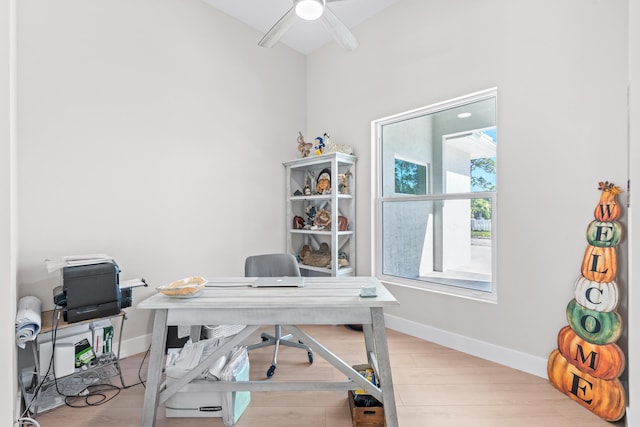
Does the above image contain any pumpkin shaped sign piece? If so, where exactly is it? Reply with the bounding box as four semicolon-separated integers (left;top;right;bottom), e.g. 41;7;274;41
594;181;622;221
548;349;626;421
586;220;622;247
581;245;617;283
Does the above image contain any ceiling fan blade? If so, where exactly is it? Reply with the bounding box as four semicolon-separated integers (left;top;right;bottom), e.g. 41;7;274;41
258;6;297;48
320;6;359;51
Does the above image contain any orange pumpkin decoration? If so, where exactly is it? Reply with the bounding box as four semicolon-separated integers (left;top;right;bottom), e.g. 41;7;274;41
581;245;616;283
548;349;626;421
594;181;622;221
556;326;625;380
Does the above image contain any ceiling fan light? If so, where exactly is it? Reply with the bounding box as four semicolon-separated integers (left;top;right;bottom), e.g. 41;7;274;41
295;0;325;21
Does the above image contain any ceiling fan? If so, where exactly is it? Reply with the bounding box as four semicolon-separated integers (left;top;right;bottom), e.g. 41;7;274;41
259;0;359;51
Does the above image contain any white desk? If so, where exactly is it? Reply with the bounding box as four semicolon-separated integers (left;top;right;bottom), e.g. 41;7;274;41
138;276;400;426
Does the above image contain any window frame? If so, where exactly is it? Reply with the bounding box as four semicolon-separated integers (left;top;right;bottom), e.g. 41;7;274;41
371;88;498;303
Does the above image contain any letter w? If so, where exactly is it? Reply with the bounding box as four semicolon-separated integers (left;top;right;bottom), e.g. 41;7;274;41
597;204;613;218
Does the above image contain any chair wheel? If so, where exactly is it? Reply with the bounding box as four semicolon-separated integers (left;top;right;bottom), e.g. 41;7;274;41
267;365;276;378
308;352;314;364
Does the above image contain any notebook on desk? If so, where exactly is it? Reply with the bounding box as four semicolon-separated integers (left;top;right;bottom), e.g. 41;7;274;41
251;276;306;288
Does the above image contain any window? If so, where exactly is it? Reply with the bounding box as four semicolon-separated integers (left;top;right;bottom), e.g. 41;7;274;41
373;88;497;302
394;157;429;195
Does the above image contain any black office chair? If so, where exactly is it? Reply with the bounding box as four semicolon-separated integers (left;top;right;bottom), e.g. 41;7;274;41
245;253;313;377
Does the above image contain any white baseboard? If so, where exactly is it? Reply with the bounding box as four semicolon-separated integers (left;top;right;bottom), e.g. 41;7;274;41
118;334;153;359
384;313;549;379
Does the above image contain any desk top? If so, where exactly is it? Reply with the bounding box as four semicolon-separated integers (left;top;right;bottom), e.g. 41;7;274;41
137;276;398;310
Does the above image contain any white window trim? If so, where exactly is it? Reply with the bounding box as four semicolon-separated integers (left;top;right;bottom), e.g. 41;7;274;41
371;88;498;303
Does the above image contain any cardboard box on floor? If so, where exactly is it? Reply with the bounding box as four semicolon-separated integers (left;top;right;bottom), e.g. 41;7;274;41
349;364;385;427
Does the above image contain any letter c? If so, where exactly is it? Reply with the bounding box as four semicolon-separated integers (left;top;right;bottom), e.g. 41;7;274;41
585;287;604;305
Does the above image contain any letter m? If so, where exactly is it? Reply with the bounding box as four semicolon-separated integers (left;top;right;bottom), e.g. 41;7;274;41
574;344;598;370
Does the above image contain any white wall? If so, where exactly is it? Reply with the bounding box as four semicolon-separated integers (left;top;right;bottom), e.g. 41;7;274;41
3;0;17;424
627;0;638;423
307;0;629;377
16;0;306;354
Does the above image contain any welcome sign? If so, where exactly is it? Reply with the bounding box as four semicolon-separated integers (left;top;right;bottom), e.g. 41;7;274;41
547;181;626;422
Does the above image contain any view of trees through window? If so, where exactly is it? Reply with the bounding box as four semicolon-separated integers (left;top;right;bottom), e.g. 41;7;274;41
470;155;495;239
395;158;428;195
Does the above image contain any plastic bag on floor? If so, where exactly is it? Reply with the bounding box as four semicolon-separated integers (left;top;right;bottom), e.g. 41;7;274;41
165;337;227;380
221;346;250;426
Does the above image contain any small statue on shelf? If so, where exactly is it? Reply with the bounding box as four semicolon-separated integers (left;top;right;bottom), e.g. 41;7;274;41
314;136;325;155
313;209;331;229
330;252;350;269
338;215;348;231
299;243;331;268
338;169;352;194
297;131;313;158
316;168;331;194
322;132;354;155
305;205;317;227
303;178;312;196
293;216;305;229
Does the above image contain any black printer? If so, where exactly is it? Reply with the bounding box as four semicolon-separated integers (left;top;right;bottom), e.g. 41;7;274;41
54;261;132;323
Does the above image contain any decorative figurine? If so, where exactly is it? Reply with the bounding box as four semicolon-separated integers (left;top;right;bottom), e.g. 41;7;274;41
313;209;331;229
331;252;350;269
316;168;331;194
303;178;312;196
297;131;313;158
338;216;348;231
322;133;354;155
338;170;352;194
299;243;331;268
305;205;317;227
323;133;331;148
314;136;325;155
325;141;354;155
293;216;305;229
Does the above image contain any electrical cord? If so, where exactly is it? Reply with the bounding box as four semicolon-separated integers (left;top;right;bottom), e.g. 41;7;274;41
131;345;151;389
50;311;120;409
15;417;40;427
19;309;59;418
19;307;150;417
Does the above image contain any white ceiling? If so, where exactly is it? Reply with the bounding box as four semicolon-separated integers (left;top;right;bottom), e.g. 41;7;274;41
201;0;401;55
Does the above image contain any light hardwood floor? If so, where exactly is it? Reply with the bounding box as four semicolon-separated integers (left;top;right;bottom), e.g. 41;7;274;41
31;325;624;427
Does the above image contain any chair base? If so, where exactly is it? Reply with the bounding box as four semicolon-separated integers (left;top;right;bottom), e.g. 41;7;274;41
247;326;313;377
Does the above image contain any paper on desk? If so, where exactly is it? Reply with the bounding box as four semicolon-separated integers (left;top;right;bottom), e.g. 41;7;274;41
120;278;147;289
45;254;115;273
